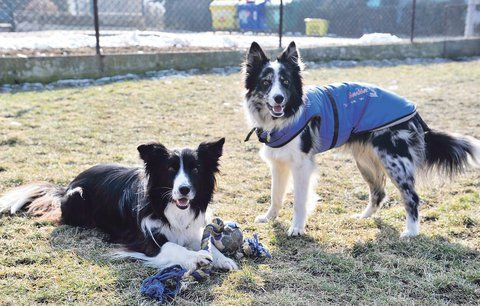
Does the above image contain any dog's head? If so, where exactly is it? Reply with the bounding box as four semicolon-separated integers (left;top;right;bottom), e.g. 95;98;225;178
137;138;225;216
244;41;304;128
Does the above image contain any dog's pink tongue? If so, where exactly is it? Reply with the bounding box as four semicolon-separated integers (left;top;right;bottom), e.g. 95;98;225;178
177;198;188;206
273;105;283;113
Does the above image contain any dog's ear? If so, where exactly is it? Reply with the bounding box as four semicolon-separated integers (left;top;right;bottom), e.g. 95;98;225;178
278;41;300;67
246;42;268;67
244;42;269;90
137;142;169;164
197;138;225;172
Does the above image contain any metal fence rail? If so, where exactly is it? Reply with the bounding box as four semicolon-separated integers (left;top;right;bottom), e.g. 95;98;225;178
0;0;478;56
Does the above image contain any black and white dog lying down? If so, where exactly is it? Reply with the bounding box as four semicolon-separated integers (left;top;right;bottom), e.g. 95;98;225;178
0;138;238;271
243;41;480;238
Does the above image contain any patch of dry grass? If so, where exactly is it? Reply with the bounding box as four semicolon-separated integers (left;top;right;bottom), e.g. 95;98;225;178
0;60;479;305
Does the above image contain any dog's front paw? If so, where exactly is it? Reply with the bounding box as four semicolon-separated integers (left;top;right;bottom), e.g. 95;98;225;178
255;213;276;223
400;230;419;238
287;226;305;236
214;256;238;271
184;250;213;271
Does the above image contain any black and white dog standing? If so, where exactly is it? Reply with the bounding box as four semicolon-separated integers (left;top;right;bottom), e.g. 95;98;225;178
243;41;480;237
0;139;237;271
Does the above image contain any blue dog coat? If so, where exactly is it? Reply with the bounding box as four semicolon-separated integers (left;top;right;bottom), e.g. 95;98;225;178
250;83;417;153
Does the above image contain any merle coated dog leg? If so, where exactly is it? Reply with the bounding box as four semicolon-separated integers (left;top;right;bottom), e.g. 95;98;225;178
372;128;422;237
380;154;420;237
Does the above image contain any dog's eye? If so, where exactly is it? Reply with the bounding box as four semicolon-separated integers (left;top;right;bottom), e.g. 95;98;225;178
262;80;271;87
282;79;289;85
191;167;198;174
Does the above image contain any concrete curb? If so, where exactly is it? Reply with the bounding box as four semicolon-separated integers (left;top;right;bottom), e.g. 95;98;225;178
1;38;479;84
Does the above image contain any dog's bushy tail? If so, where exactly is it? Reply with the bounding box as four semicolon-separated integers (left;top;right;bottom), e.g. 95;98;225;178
424;129;480;177
0;183;66;222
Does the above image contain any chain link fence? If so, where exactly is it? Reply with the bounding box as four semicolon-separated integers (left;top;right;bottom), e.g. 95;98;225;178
0;0;477;57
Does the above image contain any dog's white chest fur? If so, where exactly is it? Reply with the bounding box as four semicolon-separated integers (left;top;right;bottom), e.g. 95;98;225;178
261;136;310;165
164;205;206;250
142;204;206;251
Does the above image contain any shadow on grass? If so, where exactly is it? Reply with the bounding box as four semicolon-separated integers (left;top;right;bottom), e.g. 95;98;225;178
262;219;480;304
47;224;235;304
43;217;480;304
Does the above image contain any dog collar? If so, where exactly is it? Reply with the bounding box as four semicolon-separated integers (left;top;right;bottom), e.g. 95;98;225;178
244;127;270;143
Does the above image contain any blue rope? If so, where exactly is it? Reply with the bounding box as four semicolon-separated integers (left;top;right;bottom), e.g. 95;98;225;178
245;234;272;258
140;220;272;303
140;265;187;303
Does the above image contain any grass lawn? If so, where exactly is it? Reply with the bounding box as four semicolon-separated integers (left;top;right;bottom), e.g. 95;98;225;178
1;60;480;305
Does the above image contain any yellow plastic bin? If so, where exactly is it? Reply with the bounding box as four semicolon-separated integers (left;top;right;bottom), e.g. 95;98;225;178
305;18;329;36
210;0;238;31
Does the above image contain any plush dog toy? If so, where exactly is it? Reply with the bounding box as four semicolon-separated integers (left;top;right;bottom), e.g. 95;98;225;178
141;218;271;303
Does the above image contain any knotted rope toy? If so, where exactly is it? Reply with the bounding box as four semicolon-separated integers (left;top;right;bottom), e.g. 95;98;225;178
140;218;271;303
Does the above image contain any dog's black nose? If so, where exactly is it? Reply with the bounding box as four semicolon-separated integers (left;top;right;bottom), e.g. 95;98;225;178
274;95;284;104
179;186;190;196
